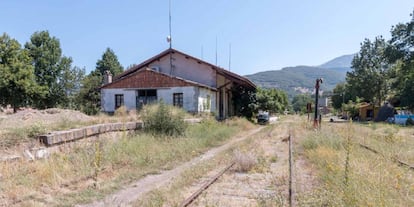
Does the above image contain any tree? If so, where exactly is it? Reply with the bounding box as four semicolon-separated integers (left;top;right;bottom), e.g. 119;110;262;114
76;73;102;115
232;85;256;119
291;94;313;113
76;48;124;114
0;33;43;112
331;83;352;110
96;48;123;76
25;31;67;108
346;36;390;105
254;88;288;114
59;57;85;109
386;10;414;109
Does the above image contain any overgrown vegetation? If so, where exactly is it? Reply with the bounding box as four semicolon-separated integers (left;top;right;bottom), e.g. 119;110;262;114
299;121;414;206
0;114;252;206
142;102;188;137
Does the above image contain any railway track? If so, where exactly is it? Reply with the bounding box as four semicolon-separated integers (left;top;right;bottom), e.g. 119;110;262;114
180;162;236;207
180;127;296;207
359;143;414;170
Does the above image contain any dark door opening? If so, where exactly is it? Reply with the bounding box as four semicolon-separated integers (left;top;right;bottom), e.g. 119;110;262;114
136;89;157;109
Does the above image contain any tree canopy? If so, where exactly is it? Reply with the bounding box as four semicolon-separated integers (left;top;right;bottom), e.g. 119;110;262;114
254;88;288;114
0;33;42;112
291;94;313;113
346;37;389;105
24;30;78;108
340;9;414;110
96;48;123;76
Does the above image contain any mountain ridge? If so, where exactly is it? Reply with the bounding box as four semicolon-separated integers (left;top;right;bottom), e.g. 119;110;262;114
245;54;355;98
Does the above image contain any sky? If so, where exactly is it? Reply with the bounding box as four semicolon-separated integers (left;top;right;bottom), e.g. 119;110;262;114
1;0;413;75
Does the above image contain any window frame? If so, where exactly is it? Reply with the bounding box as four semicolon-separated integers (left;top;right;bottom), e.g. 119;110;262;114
115;94;124;109
173;93;184;108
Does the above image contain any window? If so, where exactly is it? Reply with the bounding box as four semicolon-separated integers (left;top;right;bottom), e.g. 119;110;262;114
173;93;183;108
115;94;124;109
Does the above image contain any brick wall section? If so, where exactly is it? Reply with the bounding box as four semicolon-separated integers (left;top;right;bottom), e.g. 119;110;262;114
102;69;194;89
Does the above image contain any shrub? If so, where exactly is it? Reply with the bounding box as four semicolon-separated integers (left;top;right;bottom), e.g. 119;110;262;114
233;150;257;172
114;106;128;117
142;102;188;137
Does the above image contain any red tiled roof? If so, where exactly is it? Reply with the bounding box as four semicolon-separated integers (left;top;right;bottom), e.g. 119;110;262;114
101;68;216;91
113;48;256;89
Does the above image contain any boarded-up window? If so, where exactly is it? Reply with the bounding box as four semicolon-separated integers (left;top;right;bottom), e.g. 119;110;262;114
173;93;183;108
115;94;124;109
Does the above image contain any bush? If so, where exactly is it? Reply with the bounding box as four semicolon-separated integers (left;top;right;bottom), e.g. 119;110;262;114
114;106;128;117
233;150;257;172
142;102;188;137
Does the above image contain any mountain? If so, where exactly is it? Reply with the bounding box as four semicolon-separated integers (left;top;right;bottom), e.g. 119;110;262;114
318;54;355;73
245;54;355;98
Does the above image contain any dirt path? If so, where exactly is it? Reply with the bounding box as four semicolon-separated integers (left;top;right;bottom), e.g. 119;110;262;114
185;123;290;206
178;117;318;207
76;126;264;207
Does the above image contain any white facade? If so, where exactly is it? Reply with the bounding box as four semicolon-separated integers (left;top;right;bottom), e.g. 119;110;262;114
101;86;216;113
147;53;217;87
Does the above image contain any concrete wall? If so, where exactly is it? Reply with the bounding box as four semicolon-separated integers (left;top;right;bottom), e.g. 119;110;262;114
102;86;217;113
101;89;136;112
157;86;197;112
147;53;217;87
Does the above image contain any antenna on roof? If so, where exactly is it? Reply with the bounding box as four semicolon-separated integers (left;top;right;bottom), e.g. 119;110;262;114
168;0;173;76
168;0;172;49
215;36;218;65
228;43;231;71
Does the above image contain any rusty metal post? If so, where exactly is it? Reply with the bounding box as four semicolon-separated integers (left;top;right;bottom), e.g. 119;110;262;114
313;78;323;128
288;133;294;206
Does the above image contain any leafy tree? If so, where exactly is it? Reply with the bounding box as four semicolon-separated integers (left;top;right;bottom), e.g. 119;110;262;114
96;48;123;76
291;94;313;113
25;31;67;108
76;48;124;114
254;88;288;114
232;85;256;119
386;10;414;109
59;57;85;109
346;37;390;105
76;73;101;115
0;33;43;112
331;83;353;110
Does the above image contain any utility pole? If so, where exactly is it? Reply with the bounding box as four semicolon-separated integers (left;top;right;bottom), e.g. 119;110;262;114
314;78;323;129
168;0;173;75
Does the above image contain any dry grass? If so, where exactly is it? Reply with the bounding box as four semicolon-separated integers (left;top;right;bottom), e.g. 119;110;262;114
0;117;253;206
298;119;414;206
133;151;233;207
0;108;140;149
233;149;257;173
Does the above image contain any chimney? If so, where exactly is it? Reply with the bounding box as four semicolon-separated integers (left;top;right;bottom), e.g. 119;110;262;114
103;70;112;84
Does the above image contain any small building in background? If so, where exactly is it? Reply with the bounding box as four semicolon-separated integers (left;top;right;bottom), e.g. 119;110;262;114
358;103;380;121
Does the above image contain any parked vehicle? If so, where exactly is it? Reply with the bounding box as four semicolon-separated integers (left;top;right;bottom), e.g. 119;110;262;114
257;111;269;125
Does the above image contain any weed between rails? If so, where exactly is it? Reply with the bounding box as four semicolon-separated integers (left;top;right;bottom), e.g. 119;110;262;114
299;121;414;206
